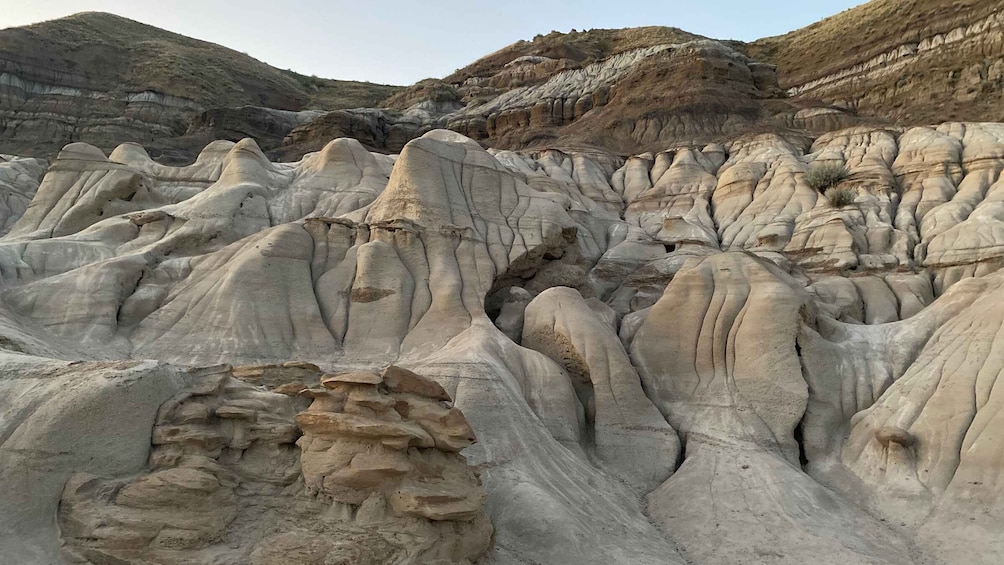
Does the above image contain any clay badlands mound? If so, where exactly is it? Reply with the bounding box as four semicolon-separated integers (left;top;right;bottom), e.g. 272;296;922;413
3;1;1004;564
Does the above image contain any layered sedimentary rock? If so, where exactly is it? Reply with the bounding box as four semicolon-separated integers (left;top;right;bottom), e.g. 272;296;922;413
184;106;325;154
4;123;1004;564
0;12;399;162
751;0;1004;127
3;358;489;565
6;3;1004;167
295;366;491;562
426;38;856;154
273;96;466;159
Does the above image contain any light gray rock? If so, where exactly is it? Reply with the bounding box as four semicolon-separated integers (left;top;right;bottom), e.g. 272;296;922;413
5;125;1004;564
522;286;680;491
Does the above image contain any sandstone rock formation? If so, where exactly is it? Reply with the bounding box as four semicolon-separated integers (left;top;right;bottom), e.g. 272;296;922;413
4;120;1004;564
3;358;489;565
6;4;1004;562
295;366;491;562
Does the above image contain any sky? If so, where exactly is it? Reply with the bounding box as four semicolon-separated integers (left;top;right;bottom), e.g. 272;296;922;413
0;0;868;85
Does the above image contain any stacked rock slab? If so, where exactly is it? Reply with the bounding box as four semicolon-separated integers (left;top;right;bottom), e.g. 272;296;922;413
59;366;300;564
232;360;324;391
54;364;491;565
295;366;491;563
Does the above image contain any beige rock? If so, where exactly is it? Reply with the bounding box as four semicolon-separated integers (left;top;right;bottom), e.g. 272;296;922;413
522;286;680;491
296;365;490;562
381;364;451;400
632;252;912;564
49;362;490;565
875;426;915;448
8;124;1004;564
322;370;383;386
841;271;1004;563
232;361;323;390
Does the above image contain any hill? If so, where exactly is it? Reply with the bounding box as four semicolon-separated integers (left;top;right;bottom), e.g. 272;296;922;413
0;12;400;161
4;3;1004;161
748;0;1004;124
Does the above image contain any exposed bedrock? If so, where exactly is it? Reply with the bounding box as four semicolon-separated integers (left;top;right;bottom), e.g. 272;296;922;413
763;4;1004;129
2;359;491;565
4;125;1004;563
838;271;1004;565
521;286;681;491
631;252;912;565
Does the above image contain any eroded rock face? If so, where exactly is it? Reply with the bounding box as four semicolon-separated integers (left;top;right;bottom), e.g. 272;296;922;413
380;37;850;155
522;286;680;491
631;253;809;460
753;0;1004;130
837;271;1004;564
295;366;491;562
56;364;490;565
59;367;298;563
631;252;911;565
5;125;1004;564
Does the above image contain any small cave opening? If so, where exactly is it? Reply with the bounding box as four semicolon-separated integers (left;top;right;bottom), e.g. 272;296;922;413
663;243;676;253
793;422;809;469
793;337;809;469
484;280;521;321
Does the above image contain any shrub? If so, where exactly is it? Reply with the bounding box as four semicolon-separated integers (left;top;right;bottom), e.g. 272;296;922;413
824;187;857;208
805;162;848;192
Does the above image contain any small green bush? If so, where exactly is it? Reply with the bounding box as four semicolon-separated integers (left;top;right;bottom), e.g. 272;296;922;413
805;162;849;192
824;187;857;208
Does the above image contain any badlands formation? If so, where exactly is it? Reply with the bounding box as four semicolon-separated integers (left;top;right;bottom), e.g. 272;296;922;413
5;0;1001;165
3;122;1004;564
3;1;1004;564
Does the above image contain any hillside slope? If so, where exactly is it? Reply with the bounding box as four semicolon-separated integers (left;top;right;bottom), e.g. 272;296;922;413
352;3;1004;155
5;3;1004;162
749;0;1004;125
288;27;862;158
0;12;399;161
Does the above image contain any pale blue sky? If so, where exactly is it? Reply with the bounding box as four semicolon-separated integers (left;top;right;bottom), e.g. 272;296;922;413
0;0;868;85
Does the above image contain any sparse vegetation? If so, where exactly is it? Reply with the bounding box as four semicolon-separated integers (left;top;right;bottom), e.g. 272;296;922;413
824;187;857;208
445;26;704;84
805;162;849;192
805;162;856;207
748;0;999;88
6;12;401;111
382;79;460;110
